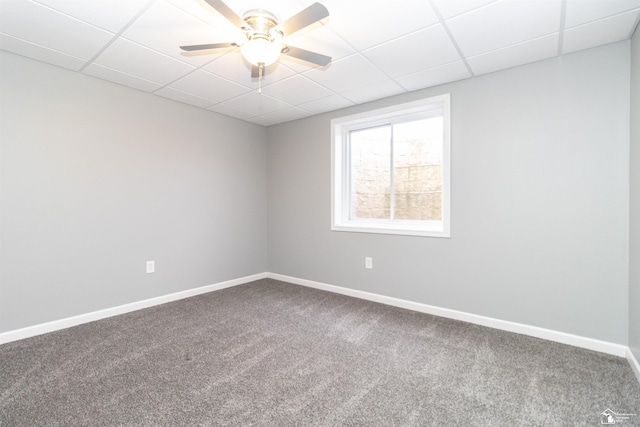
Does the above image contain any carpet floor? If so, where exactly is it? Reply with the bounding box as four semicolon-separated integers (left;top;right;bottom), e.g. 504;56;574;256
1;278;639;426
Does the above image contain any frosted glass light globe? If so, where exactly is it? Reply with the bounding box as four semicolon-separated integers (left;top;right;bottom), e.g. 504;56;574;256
241;38;280;66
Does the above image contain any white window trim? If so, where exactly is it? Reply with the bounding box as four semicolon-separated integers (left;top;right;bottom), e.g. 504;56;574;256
331;95;451;238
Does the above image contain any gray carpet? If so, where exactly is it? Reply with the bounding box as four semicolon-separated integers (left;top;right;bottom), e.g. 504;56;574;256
1;278;639;426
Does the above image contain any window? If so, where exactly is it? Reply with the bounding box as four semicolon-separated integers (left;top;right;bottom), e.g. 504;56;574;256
331;95;450;238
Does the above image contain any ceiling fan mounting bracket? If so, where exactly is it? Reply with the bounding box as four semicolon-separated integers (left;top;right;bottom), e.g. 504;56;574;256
241;10;283;43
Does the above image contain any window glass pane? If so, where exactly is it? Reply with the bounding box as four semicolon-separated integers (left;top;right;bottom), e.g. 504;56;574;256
393;118;443;220
350;126;391;219
331;94;450;237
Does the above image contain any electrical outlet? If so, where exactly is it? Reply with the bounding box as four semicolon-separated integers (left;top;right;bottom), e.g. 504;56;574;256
365;257;373;269
146;260;155;274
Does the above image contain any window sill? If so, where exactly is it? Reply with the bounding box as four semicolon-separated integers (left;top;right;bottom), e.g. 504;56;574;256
331;222;450;238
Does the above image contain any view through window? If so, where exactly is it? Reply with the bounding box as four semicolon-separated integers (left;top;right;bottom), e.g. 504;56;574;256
332;95;450;237
349;117;443;221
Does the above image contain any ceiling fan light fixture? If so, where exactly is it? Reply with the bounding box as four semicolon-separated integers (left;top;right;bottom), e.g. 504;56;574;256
241;37;281;66
180;1;331;74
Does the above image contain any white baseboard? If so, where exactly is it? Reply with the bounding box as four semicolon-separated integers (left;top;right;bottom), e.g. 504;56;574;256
628;348;640;384
0;273;267;345
267;273;629;358
0;271;631;363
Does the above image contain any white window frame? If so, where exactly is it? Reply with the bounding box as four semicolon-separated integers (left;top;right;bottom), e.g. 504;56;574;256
331;94;451;238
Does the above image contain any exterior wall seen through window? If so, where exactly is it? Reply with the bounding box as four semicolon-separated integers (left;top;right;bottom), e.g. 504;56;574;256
350;118;443;221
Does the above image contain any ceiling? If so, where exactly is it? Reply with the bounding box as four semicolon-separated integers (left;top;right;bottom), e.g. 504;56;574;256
1;0;639;126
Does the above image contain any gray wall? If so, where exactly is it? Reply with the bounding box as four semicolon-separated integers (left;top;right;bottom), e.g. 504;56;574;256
267;42;631;344
1;40;634;348
0;51;268;333
630;27;640;360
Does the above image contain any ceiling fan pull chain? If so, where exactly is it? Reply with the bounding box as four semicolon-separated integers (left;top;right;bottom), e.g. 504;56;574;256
259;64;264;94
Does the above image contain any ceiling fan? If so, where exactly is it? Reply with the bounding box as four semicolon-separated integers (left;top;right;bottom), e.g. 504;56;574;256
180;0;332;88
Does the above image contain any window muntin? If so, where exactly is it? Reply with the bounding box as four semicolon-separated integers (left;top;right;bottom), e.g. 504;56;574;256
331;95;450;238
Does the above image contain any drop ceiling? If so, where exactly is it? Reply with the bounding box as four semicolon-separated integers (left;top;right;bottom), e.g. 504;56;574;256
1;0;639;126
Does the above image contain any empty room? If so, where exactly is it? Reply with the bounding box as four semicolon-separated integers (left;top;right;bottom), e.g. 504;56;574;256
1;0;640;424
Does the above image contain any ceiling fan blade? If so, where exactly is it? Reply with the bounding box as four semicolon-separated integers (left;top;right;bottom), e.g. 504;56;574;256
180;42;236;51
281;2;329;36
251;65;260;78
282;45;331;66
201;0;245;29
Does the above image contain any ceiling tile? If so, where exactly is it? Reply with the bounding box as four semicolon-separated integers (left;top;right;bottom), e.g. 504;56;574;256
323;0;439;50
204;51;296;88
94;38;195;85
446;0;562;57
32;0;151;33
431;0;499;19
168;69;250;103
204;50;256;83
223;91;291;116
565;0;640;28
2;0;638;127
304;54;388;94
283;25;355;63
207;103;257;121
219;0;312;25
171;0;312;32
467;33;558;76
563;9;640;54
0;33;86;70
83;63;162;92
0;0;114;60
395;61;471;91
363;25;460;78
124;0;242;67
260;75;334;105
251;107;313;126
165;0;236;29
277;52;327;73
341;80;405;104
154;87;214;108
296;94;355;115
176;46;233;68
247;116;279;126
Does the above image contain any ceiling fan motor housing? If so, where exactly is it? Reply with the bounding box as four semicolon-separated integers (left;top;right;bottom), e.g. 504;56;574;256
242;10;283;42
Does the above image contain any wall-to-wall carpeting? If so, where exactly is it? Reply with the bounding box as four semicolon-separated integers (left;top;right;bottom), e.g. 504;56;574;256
1;279;638;425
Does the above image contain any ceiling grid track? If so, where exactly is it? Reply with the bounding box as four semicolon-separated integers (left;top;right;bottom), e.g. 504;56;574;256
426;0;475;78
558;0;568;55
78;0;159;73
2;0;638;126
